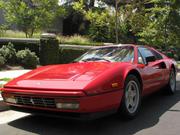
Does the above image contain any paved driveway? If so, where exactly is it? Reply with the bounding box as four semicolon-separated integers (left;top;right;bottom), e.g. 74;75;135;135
0;75;180;135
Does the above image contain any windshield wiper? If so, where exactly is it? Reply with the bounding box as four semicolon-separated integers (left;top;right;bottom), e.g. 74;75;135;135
81;57;111;62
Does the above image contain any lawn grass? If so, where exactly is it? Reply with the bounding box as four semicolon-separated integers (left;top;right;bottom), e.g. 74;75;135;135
0;78;12;82
0;78;12;88
178;63;180;69
0;30;41;38
1;31;103;46
57;35;103;46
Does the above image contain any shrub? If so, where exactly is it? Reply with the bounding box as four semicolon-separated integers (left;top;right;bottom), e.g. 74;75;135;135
0;42;16;64
0;40;40;57
0;55;5;67
16;49;39;69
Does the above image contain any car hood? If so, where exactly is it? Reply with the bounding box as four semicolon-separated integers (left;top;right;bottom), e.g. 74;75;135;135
4;62;129;90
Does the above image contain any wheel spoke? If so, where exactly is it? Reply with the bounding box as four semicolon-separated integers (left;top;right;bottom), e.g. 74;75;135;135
128;84;133;91
132;90;136;97
129;98;134;107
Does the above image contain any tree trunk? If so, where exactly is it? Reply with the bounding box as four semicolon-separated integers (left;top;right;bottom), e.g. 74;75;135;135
25;32;28;38
115;0;119;44
30;28;34;38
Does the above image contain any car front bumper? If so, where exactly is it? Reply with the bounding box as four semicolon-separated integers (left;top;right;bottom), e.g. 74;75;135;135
1;88;123;116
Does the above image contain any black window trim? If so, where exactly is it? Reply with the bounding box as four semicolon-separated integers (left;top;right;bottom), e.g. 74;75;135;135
138;50;146;64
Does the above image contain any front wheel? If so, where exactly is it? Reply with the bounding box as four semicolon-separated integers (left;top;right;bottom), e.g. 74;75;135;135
119;75;141;119
165;69;176;95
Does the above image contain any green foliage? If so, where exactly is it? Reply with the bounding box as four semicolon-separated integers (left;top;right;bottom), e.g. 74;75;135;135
0;0;3;9
71;0;180;50
0;30;41;38
0;25;8;37
3;0;66;37
73;1;112;42
0;42;16;64
0;55;5;67
0;40;40;57
0;0;179;59
86;9;114;42
0;78;12;82
40;38;59;65
73;1;134;43
16;49;39;69
135;0;180;48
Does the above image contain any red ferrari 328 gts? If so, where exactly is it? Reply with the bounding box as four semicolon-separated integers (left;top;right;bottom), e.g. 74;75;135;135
1;45;177;119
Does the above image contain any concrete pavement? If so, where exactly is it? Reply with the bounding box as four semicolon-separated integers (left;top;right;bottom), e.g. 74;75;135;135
0;70;31;79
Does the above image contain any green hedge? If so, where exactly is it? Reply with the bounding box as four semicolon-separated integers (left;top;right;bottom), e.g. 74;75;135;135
0;40;40;56
59;48;88;64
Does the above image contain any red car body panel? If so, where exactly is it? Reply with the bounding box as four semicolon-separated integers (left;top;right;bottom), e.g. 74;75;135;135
1;45;177;117
2;89;123;113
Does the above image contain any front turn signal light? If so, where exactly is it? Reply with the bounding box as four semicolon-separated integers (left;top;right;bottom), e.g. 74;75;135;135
111;83;119;88
56;102;79;110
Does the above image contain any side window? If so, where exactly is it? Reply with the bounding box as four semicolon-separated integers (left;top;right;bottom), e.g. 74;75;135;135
138;47;155;64
150;50;163;60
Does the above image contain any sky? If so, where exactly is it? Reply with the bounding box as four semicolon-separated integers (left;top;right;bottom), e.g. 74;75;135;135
58;0;105;7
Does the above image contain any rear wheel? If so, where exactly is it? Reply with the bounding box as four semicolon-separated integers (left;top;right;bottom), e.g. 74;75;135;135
120;75;141;119
165;69;176;95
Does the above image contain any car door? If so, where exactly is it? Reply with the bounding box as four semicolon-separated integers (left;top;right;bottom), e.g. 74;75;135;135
137;47;165;95
150;49;169;86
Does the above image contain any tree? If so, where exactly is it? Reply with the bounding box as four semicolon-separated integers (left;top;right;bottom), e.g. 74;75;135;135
2;0;66;37
115;0;120;43
100;0;130;43
73;0;113;42
0;1;7;36
65;0;180;48
137;0;180;48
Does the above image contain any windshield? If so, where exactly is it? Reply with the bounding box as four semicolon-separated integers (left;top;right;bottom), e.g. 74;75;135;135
75;46;134;62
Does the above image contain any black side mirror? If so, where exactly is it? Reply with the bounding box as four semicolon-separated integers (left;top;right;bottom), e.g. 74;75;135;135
145;56;156;64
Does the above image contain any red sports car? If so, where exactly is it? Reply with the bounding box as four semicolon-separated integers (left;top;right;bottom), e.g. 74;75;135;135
1;45;177;119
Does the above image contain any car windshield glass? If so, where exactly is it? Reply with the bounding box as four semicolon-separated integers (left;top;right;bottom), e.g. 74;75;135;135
75;46;134;62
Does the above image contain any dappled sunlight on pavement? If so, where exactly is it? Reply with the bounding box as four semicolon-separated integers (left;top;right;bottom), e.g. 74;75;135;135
0;70;31;79
0;111;30;124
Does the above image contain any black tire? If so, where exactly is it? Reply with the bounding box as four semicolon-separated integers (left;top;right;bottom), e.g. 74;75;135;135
165;69;176;95
119;74;141;119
